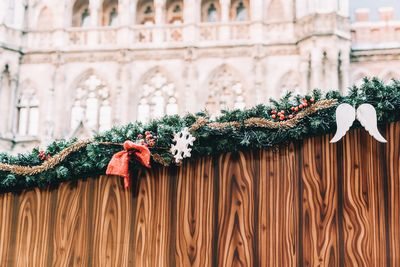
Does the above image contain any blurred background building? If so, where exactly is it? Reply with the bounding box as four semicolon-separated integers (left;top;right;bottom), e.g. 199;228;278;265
0;0;399;153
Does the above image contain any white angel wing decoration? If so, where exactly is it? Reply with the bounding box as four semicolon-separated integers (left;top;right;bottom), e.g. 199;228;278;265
356;103;387;143
330;103;356;143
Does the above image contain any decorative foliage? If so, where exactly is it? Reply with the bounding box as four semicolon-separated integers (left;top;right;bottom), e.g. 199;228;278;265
0;78;399;192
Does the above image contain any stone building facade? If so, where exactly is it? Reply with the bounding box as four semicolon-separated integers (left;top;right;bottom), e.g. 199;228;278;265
0;0;399;153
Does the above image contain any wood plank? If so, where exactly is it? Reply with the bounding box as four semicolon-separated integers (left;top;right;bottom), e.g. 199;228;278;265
217;151;255;267
133;169;153;267
51;179;91;266
0;192;15;266
12;188;52;267
0;122;399;266
386;122;400;266
258;144;299;267
133;168;172;267
301;135;339;267
175;157;214;267
90;175;133;266
359;130;388;266
341;129;387;266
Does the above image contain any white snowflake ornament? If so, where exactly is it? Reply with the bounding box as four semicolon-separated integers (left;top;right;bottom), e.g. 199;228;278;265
170;127;196;164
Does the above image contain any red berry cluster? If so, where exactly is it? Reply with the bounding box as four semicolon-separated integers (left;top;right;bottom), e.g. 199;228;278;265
38;151;51;161
137;131;157;148
270;97;315;121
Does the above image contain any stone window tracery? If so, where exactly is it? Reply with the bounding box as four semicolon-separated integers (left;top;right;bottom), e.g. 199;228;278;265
0;66;12;133
6;0;15;25
206;66;246;115
382;72;399;85
71;74;111;132
137;0;155;24
17;87;39;136
201;0;221;22
102;0;118;26
166;0;184;24
109;8;118;25
266;0;284;21
72;0;90;27
278;71;301;96
137;71;178;122
353;73;369;88
230;0;249;21
37;7;53;30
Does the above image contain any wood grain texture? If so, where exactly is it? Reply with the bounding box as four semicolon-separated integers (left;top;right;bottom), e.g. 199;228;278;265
301;135;339;267
12;188;52;267
175;157;214;267
133;168;172;267
52;179;90;266
386;122;400;267
217;151;255;267
0;192;14;267
258;145;299;267
341;129;387;267
0;123;399;266
91;175;133;266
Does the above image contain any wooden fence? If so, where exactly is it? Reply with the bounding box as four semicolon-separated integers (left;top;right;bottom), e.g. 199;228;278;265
0;122;399;266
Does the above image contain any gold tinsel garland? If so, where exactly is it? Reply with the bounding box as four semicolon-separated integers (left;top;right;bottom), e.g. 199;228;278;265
189;99;337;131
0;99;337;176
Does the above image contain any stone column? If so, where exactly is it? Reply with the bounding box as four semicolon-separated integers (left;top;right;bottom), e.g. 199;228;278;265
250;0;263;42
155;0;165;24
117;0;131;45
183;0;196;42
183;48;197;112
118;0;130;25
89;0;101;26
0;1;6;24
88;0;100;45
219;0;230;40
328;51;339;90
51;57;72;139
339;0;350;17
299;60;309;94
8;74;19;135
252;46;263;104
42;64;59;146
117;61;132;124
311;50;322;90
153;0;166;43
340;47;351;93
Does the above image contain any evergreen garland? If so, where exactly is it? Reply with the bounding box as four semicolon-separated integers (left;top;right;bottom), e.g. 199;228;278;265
0;77;399;192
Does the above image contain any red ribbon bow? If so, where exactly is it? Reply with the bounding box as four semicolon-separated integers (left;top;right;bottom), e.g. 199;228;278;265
106;140;151;188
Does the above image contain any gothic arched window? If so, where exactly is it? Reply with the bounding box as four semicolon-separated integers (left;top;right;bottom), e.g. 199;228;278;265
166;0;184;24
208;4;217;21
206;65;246;115
230;0;249;21
71;74;111;132
0;66;13;133
278;71;301;97
102;0;118;26
266;0;284;21
352;73;369;88
201;0;221;22
109;8;118;25
5;0;15;25
72;0;90;27
37;7;54;30
380;72;399;85
137;70;178;122
17;86;39;136
137;0;155;24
